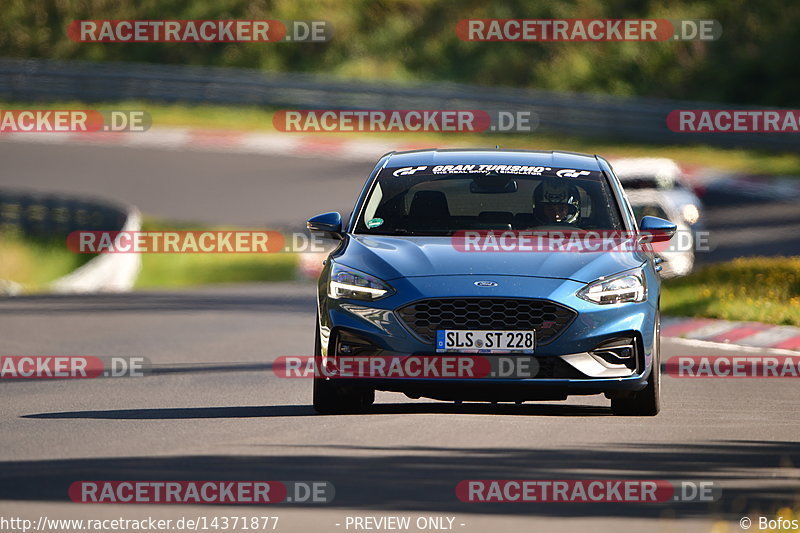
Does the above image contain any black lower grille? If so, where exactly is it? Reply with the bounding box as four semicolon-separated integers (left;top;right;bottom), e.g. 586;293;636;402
396;298;576;345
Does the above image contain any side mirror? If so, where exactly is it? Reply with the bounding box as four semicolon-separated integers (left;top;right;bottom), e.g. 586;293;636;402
307;212;343;239
639;216;677;243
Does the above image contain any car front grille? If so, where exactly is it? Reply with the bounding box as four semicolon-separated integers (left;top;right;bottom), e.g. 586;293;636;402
396;298;576;345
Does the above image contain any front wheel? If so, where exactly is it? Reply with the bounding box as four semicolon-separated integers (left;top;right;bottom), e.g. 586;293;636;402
611;314;661;416
312;322;374;414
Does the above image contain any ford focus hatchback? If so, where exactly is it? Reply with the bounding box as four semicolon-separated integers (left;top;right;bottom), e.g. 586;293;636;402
308;149;675;416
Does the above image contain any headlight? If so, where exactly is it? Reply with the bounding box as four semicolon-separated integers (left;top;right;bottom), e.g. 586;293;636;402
577;269;647;304
328;263;394;301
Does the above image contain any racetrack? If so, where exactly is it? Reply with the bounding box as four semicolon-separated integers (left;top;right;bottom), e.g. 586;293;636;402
1;140;799;532
0;142;374;228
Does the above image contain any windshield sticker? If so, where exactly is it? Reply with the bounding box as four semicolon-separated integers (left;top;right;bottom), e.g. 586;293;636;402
432;164;550;175
385;164;602;179
556;169;592;178
392;166;428;177
366;217;384;228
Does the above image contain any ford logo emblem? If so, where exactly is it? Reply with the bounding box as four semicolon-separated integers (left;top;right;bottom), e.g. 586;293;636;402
474;280;498;287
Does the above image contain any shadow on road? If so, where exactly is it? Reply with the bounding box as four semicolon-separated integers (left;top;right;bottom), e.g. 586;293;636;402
0;439;797;519
22;402;611;419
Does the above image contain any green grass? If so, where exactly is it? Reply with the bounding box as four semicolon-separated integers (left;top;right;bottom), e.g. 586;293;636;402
0;218;299;292
135;253;297;288
0;233;93;290
4;100;800;176
662;257;800;326
134;217;298;288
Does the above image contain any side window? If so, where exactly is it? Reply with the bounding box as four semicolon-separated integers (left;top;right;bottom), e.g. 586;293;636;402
362;182;383;225
610;171;637;230
622;190;637;229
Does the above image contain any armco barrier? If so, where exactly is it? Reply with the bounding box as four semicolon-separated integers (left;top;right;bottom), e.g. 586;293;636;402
0;190;141;293
0;57;797;150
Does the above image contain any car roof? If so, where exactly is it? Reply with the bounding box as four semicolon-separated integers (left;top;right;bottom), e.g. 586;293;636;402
383;148;604;171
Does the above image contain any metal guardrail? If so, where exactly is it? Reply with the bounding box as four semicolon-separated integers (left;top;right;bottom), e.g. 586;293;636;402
0;57;796;150
0;190;141;293
0;190;129;238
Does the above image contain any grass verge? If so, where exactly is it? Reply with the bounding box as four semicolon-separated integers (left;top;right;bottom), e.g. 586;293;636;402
3;100;800;176
135;253;297;288
0;234;93;290
134;217;298;289
0;218;299;292
662;256;800;326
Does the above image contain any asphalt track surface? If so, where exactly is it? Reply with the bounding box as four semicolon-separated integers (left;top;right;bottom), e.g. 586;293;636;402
1;284;799;532
0;142;373;228
1;141;800;532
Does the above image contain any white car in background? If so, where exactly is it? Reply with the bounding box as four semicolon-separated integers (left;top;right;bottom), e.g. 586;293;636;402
610;158;703;229
626;190;694;278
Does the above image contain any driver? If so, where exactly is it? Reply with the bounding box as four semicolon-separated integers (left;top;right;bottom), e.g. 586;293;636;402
533;180;581;225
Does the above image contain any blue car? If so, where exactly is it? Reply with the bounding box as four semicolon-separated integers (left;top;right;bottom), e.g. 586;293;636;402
308;149;676;416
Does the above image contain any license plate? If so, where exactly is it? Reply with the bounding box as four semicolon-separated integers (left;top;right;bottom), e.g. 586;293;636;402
435;330;535;353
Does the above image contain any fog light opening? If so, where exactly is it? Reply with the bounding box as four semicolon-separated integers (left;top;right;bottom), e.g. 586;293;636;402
335;330;381;357
590;338;638;370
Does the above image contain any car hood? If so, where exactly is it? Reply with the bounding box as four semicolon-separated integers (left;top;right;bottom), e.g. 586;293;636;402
337;235;646;283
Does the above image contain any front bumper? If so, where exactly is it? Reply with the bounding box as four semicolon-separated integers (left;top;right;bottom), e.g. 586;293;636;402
317;273;658;399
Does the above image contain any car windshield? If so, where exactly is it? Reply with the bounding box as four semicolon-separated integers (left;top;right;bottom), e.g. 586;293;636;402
354;165;624;236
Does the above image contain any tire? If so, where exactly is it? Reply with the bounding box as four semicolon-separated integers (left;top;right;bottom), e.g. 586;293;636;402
611;313;661;416
312;322;374;414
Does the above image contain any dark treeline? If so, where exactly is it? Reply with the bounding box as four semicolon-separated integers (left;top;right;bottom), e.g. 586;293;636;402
2;0;798;106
